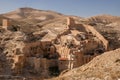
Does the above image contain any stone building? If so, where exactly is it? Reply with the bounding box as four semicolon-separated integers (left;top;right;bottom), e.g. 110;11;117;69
21;41;58;77
56;17;108;72
12;17;108;75
0;17;108;78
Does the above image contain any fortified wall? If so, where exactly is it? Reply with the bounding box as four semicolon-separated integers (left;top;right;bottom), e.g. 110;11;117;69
84;24;108;50
0;18;109;78
56;17;108;71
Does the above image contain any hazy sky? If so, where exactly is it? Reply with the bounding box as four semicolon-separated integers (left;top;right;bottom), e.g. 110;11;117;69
0;0;119;17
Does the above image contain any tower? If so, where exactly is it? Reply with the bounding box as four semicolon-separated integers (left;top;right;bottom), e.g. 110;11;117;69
2;19;11;29
66;17;75;29
67;17;75;27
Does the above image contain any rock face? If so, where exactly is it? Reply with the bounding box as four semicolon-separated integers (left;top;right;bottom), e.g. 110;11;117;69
52;48;120;80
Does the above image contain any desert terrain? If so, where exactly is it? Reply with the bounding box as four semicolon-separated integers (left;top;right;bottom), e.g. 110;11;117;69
0;7;120;80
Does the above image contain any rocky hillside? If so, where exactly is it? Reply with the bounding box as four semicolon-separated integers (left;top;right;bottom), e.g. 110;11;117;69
0;7;120;80
86;15;120;49
1;8;120;49
52;48;120;80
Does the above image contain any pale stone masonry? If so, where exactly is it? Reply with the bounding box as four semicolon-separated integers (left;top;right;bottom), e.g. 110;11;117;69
0;18;108;78
2;19;11;30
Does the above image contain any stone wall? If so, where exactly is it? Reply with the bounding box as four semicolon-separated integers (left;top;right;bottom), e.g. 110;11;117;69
58;60;69;72
67;17;88;32
83;55;95;64
80;39;100;54
26;57;49;76
67;17;75;28
84;24;108;50
23;41;44;57
12;54;26;74
74;51;84;67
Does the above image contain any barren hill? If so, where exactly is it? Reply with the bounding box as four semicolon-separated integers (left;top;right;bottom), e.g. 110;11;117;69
52;48;120;80
0;7;66;33
2;7;64;23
